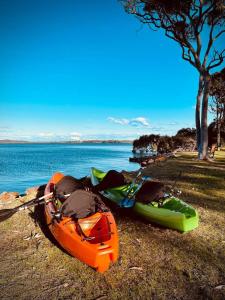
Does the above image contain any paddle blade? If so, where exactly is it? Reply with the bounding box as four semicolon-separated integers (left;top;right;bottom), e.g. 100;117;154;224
142;176;151;181
119;198;135;208
0;208;17;223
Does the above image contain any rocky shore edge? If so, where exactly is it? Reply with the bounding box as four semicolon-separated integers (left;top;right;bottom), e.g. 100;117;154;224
0;185;45;207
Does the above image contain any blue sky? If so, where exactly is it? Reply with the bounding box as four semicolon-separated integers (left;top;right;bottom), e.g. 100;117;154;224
0;0;224;141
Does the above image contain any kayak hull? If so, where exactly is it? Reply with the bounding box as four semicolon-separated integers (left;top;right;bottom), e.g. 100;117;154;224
91;167;199;232
44;172;119;272
133;202;198;232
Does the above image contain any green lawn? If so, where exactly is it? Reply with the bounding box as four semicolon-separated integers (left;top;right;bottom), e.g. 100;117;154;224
0;151;225;300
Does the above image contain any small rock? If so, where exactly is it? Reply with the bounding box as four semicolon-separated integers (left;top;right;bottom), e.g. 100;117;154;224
0;191;19;201
63;283;69;288
26;186;40;195
25;184;46;196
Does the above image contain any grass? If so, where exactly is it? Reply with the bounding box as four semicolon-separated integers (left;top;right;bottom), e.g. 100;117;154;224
0;151;225;299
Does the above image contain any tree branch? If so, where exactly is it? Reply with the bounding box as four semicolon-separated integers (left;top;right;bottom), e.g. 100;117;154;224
208;49;225;71
203;22;215;68
214;29;225;40
181;44;196;68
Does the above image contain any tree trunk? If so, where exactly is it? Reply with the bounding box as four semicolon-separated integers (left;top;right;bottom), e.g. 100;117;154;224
217;121;221;149
200;75;210;160
217;108;222;150
216;100;223;149
196;75;203;156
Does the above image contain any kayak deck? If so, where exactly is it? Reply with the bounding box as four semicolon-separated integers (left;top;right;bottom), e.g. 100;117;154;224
91;167;199;232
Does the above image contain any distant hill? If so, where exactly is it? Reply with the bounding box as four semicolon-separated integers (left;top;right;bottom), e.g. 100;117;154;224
0;139;29;144
0;139;133;144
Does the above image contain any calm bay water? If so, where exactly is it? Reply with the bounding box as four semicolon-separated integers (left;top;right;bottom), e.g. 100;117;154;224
0;143;138;193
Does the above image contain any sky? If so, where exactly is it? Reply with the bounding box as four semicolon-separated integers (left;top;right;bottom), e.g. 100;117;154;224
0;0;224;141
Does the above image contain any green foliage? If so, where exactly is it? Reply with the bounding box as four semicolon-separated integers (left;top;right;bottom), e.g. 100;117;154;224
133;128;197;153
123;0;225;57
133;134;160;150
176;128;196;139
209;68;225;147
210;68;225;99
208;121;225;146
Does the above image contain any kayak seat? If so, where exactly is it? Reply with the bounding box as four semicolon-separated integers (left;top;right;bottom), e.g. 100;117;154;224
93;170;127;192
54;175;84;201
135;181;165;204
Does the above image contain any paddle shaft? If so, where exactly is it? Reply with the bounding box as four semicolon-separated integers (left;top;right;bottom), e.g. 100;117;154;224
0;192;71;222
125;167;145;199
16;192;71;211
16;192;54;211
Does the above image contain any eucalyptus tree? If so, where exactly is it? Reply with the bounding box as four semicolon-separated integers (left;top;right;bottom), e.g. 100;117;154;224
174;127;197;150
209;68;225;147
121;0;225;159
176;127;197;139
157;135;174;153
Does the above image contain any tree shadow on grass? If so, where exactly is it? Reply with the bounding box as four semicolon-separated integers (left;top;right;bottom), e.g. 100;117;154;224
182;191;225;214
116;213;225;299
173;173;225;213
142;158;225;214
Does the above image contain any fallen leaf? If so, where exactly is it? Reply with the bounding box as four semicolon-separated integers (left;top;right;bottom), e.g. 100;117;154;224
129;266;143;271
34;233;42;238
94;295;107;300
215;285;225;290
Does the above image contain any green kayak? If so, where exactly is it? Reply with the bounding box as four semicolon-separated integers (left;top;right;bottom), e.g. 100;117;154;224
91;167;199;232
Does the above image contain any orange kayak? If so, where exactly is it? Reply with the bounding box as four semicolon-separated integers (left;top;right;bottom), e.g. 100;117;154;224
44;172;119;273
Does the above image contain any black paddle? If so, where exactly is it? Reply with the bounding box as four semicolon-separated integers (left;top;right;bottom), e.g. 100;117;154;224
0;192;53;223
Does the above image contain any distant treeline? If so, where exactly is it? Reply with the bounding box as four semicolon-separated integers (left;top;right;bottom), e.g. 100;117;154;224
133;123;225;154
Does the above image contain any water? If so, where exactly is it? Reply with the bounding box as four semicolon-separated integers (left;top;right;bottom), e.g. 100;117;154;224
0;143;138;193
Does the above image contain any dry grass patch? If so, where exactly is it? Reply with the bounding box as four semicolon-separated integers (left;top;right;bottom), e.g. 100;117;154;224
0;151;225;299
